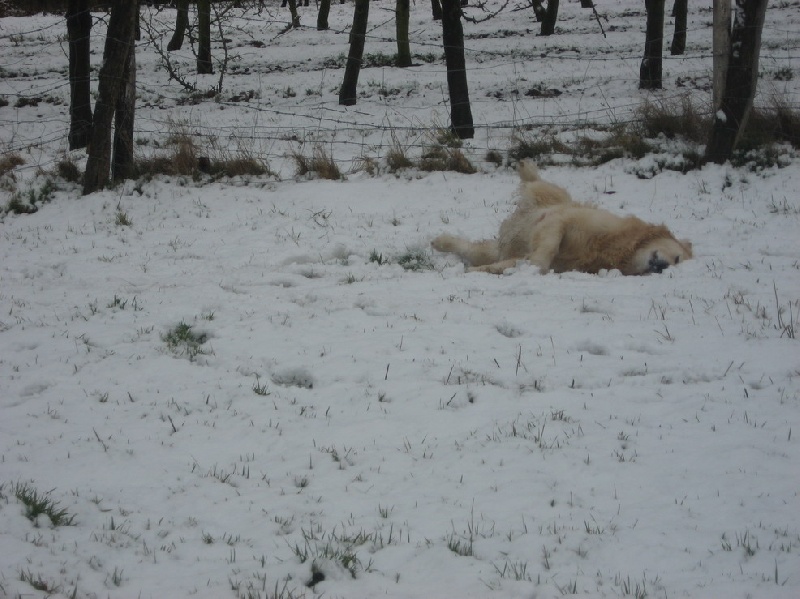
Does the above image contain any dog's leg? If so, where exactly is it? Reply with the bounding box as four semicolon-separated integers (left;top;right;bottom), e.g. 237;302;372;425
526;217;566;273
432;234;499;267
468;259;520;274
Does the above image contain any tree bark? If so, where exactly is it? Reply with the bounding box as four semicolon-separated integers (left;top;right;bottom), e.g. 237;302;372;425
541;0;559;36
531;0;546;22
197;0;213;74
440;0;474;139
705;0;769;164
66;0;93;150
712;0;731;111
317;0;331;30
167;0;189;51
670;0;687;55
430;0;442;21
639;0;665;89
83;0;138;194
285;0;300;28
396;0;412;67
112;39;136;183
339;0;369;106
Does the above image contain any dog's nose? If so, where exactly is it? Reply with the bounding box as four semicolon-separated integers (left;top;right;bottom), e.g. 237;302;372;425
648;256;669;274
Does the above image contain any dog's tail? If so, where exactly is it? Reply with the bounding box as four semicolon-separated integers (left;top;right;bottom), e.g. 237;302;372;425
516;160;573;208
517;159;542;183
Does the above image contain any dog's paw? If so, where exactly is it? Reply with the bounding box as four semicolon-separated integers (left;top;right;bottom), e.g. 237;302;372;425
468;260;522;275
431;234;459;253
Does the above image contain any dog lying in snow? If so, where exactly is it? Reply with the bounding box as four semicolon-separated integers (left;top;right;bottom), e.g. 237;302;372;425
431;161;692;275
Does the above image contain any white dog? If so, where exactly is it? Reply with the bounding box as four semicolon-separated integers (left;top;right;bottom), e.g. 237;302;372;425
432;161;692;275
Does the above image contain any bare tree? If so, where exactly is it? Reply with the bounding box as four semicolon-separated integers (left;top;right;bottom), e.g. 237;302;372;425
670;0;688;55
339;0;369;106
705;0;769;164
66;0;92;150
197;0;212;74
441;0;474;138
83;1;139;194
167;0;189;51
639;0;665;89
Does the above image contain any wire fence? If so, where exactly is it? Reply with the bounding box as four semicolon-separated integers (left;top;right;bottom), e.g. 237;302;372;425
0;2;797;175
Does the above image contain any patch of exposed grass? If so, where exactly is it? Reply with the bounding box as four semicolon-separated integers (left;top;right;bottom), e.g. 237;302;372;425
396;249;434;271
13;482;76;527
4;178;56;215
19;569;59;594
162;321;211;361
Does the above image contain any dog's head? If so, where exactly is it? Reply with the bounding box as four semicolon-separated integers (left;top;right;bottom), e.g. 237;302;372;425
629;238;693;275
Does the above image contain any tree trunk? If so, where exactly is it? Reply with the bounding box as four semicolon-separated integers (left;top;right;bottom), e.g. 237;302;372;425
83;0;138;195
531;0;546;22
317;0;331;30
705;0;769;164
712;0;731;111
112;40;136;183
197;0;213;74
167;0;189;51
670;0;687;55
639;0;665;89
440;0;474;139
541;0;559;35
396;0;412;67
580;0;594;7
285;0;300;28
339;0;369;106
66;0;93;150
430;0;442;21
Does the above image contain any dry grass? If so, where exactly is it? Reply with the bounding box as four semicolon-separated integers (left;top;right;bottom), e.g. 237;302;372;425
418;146;476;174
291;144;342;180
55;156;82;183
634;95;710;143
386;145;414;173
0;152;25;178
135;125;270;180
740;96;800;151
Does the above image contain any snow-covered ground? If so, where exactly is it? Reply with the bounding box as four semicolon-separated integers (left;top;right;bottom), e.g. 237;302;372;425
1;2;799;598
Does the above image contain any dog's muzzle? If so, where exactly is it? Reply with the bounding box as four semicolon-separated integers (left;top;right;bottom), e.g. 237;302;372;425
648;255;670;274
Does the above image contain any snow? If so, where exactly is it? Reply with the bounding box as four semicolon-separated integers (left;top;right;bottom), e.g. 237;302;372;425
1;2;799;598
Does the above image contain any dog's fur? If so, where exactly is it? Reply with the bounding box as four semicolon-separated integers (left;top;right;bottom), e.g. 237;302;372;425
432;161;692;275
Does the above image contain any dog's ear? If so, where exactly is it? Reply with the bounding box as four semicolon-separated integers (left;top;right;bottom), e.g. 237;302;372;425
679;239;693;256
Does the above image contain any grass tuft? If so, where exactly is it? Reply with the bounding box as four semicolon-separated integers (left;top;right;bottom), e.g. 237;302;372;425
292;144;342;180
0;152;24;177
13;482;76;526
162;321;210;361
136;123;270;181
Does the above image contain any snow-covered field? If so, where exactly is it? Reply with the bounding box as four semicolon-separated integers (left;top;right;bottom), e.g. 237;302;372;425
1;2;799;598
